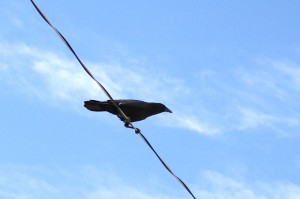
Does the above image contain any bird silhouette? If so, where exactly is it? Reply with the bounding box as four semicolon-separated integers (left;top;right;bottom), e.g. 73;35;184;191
84;99;172;129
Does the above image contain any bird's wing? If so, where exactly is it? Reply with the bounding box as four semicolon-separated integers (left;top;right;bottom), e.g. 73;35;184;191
116;100;148;109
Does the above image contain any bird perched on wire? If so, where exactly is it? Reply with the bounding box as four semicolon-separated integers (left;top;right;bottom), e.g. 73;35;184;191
84;99;172;128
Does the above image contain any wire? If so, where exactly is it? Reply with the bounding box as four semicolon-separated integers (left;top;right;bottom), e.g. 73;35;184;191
30;1;196;198
138;133;197;198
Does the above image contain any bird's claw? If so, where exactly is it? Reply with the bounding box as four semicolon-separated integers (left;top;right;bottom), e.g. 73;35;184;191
135;128;141;134
124;122;132;129
124;122;140;134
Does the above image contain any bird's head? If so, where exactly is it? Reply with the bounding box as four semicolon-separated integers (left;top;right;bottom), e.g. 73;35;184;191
149;102;172;115
163;106;172;113
157;103;172;113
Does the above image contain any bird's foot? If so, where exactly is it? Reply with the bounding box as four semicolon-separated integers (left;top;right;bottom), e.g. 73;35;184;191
124;122;133;129
134;128;141;134
124;122;140;134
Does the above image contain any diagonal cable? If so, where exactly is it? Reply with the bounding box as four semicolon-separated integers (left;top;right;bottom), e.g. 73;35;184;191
30;1;196;198
138;133;197;199
30;0;134;129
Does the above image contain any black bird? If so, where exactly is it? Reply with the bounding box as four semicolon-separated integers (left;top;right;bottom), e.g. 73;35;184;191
84;99;172;129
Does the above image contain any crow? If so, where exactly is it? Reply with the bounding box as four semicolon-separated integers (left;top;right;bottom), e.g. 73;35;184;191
84;99;172;129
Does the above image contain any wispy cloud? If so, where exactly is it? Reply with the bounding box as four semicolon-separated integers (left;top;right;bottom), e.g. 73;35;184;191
0;165;180;199
1;165;300;199
198;170;300;199
160;113;221;136
0;42;97;107
2;41;300;136
0;41;215;135
191;59;300;135
272;60;300;88
231;59;300;134
237;107;279;129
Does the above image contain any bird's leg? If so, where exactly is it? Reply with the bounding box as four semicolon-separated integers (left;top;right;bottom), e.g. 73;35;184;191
124;122;133;129
122;116;141;134
124;122;140;134
135;128;141;134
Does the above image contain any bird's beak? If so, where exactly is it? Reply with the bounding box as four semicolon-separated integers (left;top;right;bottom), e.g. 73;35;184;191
164;107;172;113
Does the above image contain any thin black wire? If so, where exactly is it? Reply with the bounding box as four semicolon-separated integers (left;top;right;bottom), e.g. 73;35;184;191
138;133;197;198
29;0;133;129
30;1;196;198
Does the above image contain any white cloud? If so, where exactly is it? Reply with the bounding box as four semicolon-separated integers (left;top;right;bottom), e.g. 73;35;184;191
0;165;180;199
199;171;265;199
195;60;300;135
237;107;278;129
229;59;300;134
1;165;300;199
160;112;220;136
236;107;300;136
272;61;300;88
0;41;99;108
2;41;300;136
0;169;58;199
198;171;300;199
0;41;214;135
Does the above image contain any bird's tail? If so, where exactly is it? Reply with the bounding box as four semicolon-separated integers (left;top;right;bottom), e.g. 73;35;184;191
84;100;112;112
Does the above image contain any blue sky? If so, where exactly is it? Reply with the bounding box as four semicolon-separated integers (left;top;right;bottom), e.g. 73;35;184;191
1;0;300;198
